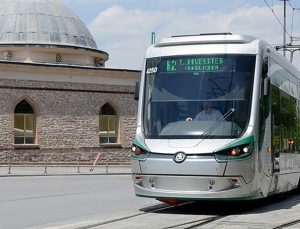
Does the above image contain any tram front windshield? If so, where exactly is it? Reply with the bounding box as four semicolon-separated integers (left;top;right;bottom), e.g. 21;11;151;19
143;54;256;139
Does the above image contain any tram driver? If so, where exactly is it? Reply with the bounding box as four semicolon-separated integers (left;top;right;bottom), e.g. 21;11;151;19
186;101;223;121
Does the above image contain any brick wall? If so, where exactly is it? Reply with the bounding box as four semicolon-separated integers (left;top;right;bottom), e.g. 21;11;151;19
0;77;138;165
0;148;131;165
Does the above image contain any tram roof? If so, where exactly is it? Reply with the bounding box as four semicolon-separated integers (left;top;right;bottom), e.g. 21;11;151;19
154;33;257;47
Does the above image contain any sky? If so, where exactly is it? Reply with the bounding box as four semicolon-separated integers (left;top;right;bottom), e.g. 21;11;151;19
59;0;300;70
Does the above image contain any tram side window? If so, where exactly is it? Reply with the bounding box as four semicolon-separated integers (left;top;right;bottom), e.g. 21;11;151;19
272;86;281;154
280;91;292;153
272;85;299;154
289;97;298;153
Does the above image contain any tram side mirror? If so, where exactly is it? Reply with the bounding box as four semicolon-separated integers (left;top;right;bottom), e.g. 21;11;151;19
134;81;140;101
262;57;268;77
264;78;270;96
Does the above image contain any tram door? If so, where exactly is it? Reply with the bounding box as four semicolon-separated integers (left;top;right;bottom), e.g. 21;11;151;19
270;85;281;193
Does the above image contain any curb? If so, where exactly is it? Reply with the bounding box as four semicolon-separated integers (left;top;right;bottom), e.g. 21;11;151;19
0;172;132;177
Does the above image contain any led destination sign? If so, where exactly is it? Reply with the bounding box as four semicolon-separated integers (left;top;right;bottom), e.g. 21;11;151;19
164;56;225;72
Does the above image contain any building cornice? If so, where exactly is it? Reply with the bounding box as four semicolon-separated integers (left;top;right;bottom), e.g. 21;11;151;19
0;60;141;78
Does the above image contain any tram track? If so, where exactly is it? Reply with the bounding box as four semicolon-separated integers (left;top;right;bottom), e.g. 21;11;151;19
160;200;249;229
81;201;196;228
157;195;300;229
269;195;300;229
162;215;227;229
82;200;246;229
273;219;300;229
70;194;300;229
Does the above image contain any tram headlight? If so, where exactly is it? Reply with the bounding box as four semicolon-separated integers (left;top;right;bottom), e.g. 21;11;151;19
214;144;252;161
131;145;142;155
131;144;150;160
242;146;250;153
229;145;250;156
230;148;239;156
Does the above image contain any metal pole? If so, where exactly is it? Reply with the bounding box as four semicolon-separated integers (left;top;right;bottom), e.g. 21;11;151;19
105;153;108;173
283;0;287;57
8;152;11;174
290;50;294;63
77;154;80;173
151;32;156;45
44;156;47;174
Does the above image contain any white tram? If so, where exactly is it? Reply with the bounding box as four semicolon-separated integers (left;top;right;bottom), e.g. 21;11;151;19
131;33;300;202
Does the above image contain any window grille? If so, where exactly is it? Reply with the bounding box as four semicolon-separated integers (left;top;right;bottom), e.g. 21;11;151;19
14;100;36;144
56;53;62;63
99;103;118;144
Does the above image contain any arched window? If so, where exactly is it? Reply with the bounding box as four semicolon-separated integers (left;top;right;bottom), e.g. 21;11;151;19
14;100;36;144
99;103;118;144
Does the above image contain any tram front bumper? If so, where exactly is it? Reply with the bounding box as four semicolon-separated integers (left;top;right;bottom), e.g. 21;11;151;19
133;174;262;200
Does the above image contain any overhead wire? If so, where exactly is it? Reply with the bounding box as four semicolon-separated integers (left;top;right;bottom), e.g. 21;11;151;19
262;0;292;40
289;1;300;42
290;3;295;43
291;7;296;43
288;1;300;43
287;0;293;9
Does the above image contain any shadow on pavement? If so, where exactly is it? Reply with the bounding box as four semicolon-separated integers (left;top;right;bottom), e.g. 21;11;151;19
139;192;300;216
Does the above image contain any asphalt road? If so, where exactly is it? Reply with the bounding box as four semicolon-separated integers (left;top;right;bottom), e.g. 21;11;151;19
0;175;157;229
2;175;300;229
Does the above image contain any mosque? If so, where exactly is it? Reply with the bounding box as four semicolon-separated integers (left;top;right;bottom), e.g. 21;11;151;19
0;0;140;165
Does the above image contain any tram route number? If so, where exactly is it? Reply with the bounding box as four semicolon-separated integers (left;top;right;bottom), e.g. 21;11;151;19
146;67;157;74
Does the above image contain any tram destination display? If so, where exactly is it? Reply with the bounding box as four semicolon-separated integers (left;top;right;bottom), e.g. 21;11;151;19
164;56;226;72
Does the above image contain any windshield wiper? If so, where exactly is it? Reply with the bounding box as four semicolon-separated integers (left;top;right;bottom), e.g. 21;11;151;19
198;107;236;140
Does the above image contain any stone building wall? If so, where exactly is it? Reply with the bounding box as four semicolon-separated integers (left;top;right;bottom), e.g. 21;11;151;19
0;77;138;165
0;148;131;165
